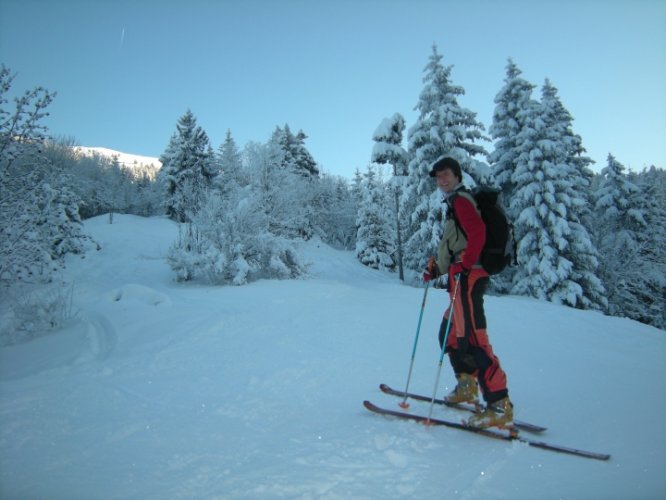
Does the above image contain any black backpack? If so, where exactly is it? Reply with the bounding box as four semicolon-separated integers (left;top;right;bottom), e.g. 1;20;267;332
449;187;516;275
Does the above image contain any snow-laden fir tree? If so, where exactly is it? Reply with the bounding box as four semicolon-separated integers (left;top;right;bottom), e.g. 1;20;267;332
487;59;537;292
372;113;408;280
269;124;319;178
540;80;596;228
355;164;396;271
593;155;656;323
216;129;245;195
250;138;316;239
489;59;536;200
157;110;218;222
264;125;322;238
401;45;490;276
633;166;666;329
539;80;606;309
309;173;357;249
509;86;605;310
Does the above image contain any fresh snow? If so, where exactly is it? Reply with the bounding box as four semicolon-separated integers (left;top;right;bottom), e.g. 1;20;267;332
1;214;664;499
75;146;162;170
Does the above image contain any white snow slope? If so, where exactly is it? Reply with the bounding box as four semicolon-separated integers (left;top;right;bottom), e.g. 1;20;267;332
74;146;161;170
1;214;664;500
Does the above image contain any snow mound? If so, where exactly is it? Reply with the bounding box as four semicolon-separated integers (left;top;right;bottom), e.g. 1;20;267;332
106;284;171;306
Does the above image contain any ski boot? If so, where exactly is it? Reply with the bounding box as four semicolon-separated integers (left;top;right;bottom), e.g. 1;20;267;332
444;373;479;405
467;397;514;429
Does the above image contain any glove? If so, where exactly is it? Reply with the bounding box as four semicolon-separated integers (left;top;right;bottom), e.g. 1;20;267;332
448;262;470;278
423;256;441;282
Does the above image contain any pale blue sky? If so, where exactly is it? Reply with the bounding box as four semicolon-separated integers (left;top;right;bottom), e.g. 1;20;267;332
1;0;664;178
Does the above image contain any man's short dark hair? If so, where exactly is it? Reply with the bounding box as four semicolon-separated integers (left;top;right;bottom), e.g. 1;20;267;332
429;157;462;181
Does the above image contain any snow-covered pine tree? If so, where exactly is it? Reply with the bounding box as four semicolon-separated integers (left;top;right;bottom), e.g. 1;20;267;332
487;59;538;292
263;126;320;238
509;87;605;310
372;113;408;280
308;173;357;249
355;164;396;271
245;139;314;239
489;59;536;201
401;45;489;275
216;129;245;195
270;124;319;177
218;129;242;172
633;166;666;329
593;155;655;323
157;110;218;222
540;80;596;227
293;129;319;178
539;80;606;310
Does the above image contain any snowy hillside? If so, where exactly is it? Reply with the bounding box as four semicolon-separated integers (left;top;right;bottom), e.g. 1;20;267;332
75;146;162;170
1;214;664;499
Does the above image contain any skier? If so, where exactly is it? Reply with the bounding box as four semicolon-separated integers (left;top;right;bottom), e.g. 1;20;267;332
423;157;513;429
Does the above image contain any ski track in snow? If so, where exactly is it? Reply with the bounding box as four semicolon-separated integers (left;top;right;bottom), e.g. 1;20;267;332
0;214;665;499
77;311;118;363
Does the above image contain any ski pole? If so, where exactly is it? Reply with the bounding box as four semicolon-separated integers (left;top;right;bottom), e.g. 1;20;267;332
426;275;460;422
399;280;430;409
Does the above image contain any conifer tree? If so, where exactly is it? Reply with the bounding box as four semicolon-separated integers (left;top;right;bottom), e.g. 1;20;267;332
633;166;666;329
355;164;395;271
509;90;605;310
269;124;319;177
489;59;536;201
488;59;537;292
401;45;489;274
372;113;408;280
594;155;657;324
246;139;314;239
293;129;319;177
217;129;244;195
540;79;596;227
157;110;217;222
218;130;242;172
539;80;606;310
310;173;357;249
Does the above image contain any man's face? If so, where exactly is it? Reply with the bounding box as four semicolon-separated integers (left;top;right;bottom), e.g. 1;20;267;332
434;168;459;193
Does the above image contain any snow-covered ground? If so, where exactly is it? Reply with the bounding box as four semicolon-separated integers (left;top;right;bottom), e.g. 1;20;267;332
1;214;664;499
74;146;161;170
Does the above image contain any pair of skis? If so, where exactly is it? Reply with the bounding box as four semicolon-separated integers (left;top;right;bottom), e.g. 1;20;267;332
365;383;610;461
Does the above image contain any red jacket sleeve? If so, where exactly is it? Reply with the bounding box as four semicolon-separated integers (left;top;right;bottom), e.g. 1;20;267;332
452;195;485;270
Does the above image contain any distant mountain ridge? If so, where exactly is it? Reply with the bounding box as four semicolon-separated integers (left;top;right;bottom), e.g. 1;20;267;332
75;146;162;171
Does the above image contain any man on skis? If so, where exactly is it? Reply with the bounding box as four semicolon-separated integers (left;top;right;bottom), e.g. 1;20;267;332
423;157;513;429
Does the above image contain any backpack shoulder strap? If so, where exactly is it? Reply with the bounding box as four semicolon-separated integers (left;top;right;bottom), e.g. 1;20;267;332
446;187;477;253
446;187;477;220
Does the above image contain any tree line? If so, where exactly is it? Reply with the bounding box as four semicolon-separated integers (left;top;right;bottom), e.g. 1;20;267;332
362;47;665;330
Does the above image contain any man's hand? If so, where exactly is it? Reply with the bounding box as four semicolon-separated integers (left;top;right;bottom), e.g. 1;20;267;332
423;256;441;282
